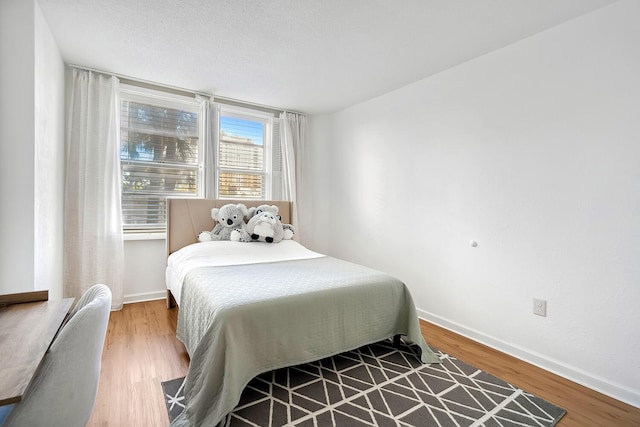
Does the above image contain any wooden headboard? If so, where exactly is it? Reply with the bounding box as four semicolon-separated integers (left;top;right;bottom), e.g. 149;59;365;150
166;198;292;258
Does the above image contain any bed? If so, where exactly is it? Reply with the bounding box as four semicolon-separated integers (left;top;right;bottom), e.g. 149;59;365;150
165;198;441;426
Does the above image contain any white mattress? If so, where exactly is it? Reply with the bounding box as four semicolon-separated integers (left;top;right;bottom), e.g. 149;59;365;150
166;240;324;305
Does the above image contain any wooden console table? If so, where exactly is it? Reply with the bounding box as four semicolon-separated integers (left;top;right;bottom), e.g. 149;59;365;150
0;290;74;406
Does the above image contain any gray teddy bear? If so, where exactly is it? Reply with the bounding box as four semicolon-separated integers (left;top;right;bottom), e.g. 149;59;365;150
197;203;248;242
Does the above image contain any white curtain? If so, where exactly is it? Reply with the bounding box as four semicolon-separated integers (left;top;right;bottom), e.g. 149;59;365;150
197;95;216;198
279;112;307;240
64;69;124;310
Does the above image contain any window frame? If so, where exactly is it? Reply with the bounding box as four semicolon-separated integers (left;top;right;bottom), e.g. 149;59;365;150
119;85;205;235
215;104;274;200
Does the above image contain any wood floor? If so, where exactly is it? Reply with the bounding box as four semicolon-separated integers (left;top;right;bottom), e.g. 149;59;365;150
419;322;640;427
87;300;640;426
87;300;189;427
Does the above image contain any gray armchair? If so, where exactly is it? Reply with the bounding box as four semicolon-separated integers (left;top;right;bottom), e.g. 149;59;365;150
2;284;111;427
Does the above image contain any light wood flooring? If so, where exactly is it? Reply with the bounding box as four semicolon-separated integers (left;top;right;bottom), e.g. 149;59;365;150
87;300;640;426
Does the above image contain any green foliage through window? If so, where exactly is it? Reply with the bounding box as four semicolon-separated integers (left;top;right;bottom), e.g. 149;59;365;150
120;93;201;232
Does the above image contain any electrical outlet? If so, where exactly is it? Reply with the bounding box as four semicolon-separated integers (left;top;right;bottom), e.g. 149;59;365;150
533;299;547;317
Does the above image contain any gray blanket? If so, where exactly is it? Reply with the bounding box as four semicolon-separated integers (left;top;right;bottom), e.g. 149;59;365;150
171;256;440;426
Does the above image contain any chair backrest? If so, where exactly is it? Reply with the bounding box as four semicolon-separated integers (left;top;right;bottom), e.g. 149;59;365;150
3;284;112;427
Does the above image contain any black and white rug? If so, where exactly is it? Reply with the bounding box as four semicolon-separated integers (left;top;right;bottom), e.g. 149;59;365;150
162;339;566;426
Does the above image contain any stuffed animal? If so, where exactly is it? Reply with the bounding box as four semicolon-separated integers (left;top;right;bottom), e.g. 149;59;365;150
282;223;295;240
246;204;295;240
244;211;286;243
197;203;248;242
247;204;279;219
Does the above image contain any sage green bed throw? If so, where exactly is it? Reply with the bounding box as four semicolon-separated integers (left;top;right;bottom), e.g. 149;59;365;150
170;256;440;427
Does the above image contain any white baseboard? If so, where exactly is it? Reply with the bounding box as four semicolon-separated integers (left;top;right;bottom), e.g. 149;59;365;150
123;290;167;305
417;309;640;409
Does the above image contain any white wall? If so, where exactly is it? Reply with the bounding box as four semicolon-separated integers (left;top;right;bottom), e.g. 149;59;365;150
0;0;36;294
122;238;167;304
0;0;65;297
34;0;65;299
303;0;640;407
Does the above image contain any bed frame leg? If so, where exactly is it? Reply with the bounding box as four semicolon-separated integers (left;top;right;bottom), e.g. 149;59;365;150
167;290;176;309
393;334;402;348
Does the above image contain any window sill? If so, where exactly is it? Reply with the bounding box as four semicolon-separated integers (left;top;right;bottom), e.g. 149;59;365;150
123;232;166;241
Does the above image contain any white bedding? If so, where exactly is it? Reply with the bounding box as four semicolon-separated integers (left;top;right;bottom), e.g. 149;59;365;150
166;240;325;305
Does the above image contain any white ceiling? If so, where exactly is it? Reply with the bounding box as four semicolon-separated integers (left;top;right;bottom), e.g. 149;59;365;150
38;0;616;114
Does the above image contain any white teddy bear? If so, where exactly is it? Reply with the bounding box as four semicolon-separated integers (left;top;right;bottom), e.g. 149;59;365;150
247;204;295;240
245;211;285;243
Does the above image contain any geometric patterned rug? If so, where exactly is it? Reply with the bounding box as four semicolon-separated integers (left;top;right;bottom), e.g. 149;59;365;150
162;339;566;426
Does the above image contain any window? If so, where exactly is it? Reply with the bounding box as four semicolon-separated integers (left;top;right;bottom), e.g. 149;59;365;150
118;86;283;234
120;87;202;233
217;107;281;199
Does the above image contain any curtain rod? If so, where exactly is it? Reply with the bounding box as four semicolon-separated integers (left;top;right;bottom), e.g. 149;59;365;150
68;63;305;116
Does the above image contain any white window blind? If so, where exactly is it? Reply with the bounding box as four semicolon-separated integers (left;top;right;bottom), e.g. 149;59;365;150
120;87;202;232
